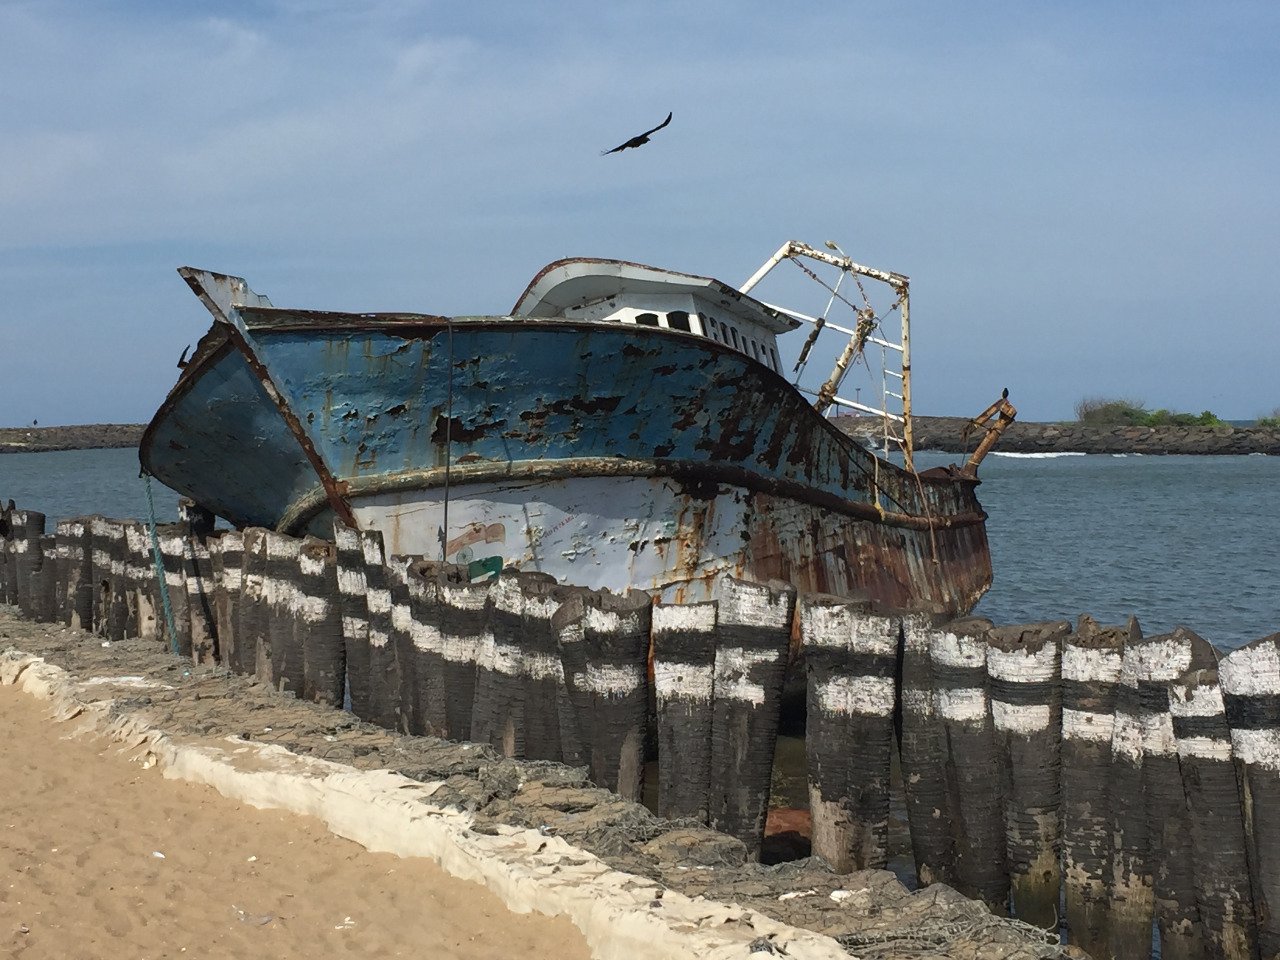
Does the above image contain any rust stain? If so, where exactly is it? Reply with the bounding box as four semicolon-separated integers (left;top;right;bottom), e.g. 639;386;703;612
431;415;507;445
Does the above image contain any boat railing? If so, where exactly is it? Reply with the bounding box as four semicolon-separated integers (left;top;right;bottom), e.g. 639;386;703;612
739;240;915;470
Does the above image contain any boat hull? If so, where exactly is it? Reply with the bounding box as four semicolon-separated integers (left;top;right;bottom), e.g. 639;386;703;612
142;311;992;615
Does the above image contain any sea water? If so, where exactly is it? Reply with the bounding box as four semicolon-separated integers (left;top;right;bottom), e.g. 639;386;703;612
1;446;1276;649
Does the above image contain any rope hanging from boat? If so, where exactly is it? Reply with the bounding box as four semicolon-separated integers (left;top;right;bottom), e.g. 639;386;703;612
439;320;455;565
142;471;181;656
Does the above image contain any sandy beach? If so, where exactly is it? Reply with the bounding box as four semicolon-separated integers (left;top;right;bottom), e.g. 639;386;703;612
0;683;589;959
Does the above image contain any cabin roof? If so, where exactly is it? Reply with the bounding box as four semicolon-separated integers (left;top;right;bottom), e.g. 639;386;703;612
512;257;800;334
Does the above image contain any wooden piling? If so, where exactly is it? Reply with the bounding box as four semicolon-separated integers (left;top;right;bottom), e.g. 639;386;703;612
706;577;795;859
259;531;299;688
652;599;718;822
104;519;130;641
553;587;651;801
1108;625;1215;960
799;594;898;872
518;574;569;763
0;505;12;606
156;525;192;654
930;617;1009;913
207;534;234;667
332;523;370;717
13;510;46;617
384;556;418;734
899;611;959;888
33;535;57;622
237;528;268;676
1106;621;1157;960
1220;633;1280;960
402;562;448;739
1171;667;1259;960
1060;615;1128;957
985;620;1067;930
185;538;218;664
471;574;529;758
298;536;344;708
123;522;152;641
359;529;401;729
55;519;91;630
1146;628;1216;960
437;576;492;742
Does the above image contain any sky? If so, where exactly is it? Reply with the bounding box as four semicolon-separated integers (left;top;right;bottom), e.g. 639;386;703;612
2;0;1277;426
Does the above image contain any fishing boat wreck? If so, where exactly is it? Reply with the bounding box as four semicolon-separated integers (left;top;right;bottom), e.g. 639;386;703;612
141;241;1015;614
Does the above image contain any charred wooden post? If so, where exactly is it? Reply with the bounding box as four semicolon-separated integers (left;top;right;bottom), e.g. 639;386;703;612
403;562;448;739
207;534;232;665
1148;628;1216;960
55;519;91;630
238;528;268;677
707;577;796;859
385;556;418;734
986;620;1067;930
1171;667;1259;960
177;501;217;660
359;529;401;729
156;525;192;654
437;576;492;742
553;587;652;802
799;594;897;872
931;617;1009;913
651;600;718;822
23;531;44;620
899;610;959;888
1220;633;1280;960
217;532;248;673
32;536;57;622
185;538;217;664
13;510;46;617
0;505;12;606
332;523;370;717
86;516;110;633
260;532;300;688
518;574;570;762
102;519;130;641
298;536;344;707
471;574;529;757
1061;615;1128;958
1106;622;1158;960
124;522;154;641
1109;626;1215;960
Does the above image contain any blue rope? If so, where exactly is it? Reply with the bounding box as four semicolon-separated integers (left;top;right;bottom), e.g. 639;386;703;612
143;473;181;656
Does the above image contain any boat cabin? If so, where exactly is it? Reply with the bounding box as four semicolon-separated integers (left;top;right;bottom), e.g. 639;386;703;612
511;258;801;374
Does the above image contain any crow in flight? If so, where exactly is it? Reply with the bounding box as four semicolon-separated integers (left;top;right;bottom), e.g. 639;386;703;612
601;111;672;155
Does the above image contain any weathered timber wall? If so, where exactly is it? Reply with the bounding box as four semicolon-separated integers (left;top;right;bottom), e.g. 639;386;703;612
2;498;1278;960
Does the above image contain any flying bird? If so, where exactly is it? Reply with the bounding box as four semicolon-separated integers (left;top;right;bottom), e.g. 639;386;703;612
601;111;672;155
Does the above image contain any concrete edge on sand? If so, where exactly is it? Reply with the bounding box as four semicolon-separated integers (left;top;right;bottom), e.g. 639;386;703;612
0;648;850;960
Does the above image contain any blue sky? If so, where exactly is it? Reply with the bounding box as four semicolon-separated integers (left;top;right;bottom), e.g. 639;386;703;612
2;1;1277;425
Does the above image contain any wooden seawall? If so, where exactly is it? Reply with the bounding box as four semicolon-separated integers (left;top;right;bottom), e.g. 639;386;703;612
2;501;1275;960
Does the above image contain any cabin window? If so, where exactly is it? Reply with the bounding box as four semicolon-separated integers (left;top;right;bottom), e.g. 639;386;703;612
705;316;719;340
635;312;661;327
770;347;780;371
729;327;740;349
750;340;761;360
666;311;691;333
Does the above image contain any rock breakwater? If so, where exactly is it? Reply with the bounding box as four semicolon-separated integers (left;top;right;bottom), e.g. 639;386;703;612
0;423;144;455
835;415;1280;456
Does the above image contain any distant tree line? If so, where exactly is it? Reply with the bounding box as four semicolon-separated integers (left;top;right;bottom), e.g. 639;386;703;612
1075;397;1280;428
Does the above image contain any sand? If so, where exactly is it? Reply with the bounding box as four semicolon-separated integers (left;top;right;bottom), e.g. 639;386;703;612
0;684;590;959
